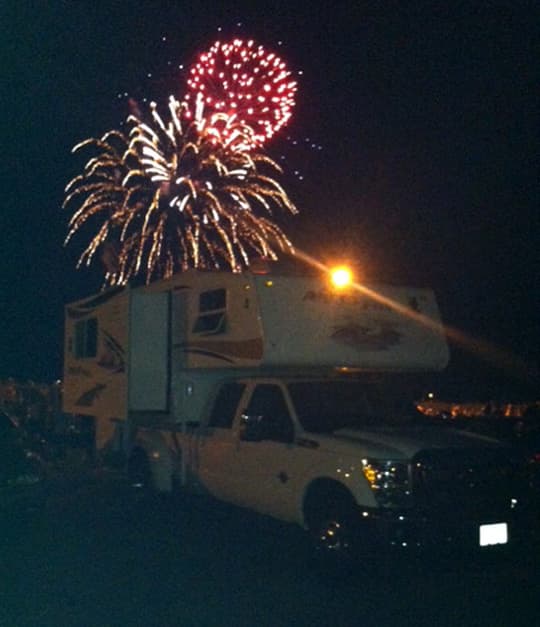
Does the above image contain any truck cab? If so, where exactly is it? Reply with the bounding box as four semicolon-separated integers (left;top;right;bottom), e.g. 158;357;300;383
134;371;527;559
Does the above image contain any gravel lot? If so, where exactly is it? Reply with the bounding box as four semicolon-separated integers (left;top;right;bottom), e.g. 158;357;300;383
1;468;538;627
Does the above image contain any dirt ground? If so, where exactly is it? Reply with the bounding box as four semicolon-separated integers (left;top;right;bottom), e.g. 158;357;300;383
1;469;538;627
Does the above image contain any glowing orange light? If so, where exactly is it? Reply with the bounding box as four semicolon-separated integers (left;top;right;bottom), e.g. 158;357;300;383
362;465;377;486
330;266;353;290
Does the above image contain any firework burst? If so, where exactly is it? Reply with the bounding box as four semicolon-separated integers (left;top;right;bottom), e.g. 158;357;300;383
184;38;297;147
64;96;297;286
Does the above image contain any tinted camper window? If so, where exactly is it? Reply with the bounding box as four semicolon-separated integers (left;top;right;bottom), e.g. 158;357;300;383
193;288;227;335
74;318;98;358
199;289;226;312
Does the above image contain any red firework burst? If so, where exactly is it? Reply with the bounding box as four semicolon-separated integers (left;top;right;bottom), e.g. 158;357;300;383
184;38;297;146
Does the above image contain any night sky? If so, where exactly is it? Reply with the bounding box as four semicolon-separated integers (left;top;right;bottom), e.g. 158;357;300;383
1;2;538;400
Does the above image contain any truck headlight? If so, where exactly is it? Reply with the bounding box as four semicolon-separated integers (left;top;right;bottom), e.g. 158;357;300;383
361;459;412;508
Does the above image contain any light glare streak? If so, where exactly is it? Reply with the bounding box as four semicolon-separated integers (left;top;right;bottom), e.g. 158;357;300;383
291;248;534;381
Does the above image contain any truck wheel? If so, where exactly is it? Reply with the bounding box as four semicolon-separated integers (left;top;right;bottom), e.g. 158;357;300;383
305;487;359;565
127;449;151;491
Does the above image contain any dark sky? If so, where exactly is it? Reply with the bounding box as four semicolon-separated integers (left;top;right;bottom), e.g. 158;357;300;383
1;1;538;400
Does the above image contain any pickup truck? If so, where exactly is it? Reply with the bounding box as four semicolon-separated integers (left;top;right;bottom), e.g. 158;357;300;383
128;373;529;559
62;269;533;560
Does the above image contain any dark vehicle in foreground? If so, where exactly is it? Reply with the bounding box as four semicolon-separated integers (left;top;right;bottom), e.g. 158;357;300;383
0;411;48;511
447;408;540;494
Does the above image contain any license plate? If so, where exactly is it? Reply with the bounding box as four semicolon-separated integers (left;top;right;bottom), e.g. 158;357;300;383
479;522;508;546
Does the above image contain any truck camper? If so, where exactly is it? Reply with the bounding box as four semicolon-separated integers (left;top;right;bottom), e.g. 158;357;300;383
63;267;530;559
63;268;449;441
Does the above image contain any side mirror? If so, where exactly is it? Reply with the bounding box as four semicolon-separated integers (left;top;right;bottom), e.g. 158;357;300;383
239;413;267;442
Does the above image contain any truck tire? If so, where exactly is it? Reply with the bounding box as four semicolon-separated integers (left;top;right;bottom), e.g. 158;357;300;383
304;483;360;565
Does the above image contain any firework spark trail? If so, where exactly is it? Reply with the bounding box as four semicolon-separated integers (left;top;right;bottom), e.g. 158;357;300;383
184;38;297;147
64;96;297;287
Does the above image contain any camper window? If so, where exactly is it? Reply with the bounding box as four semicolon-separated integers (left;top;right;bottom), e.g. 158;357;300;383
193;288;227;335
193;312;226;335
199;289;226;312
74;317;98;358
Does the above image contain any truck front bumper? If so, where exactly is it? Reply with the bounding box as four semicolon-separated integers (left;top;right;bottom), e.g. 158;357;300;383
357;504;539;556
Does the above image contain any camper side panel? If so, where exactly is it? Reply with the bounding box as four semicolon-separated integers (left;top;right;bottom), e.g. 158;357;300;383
63;289;129;423
254;277;449;371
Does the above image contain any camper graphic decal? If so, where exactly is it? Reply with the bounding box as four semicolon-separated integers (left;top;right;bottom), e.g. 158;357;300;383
75;383;106;407
331;323;402;351
303;289;393;311
97;330;126;372
179;337;264;364
66;366;92;378
182;348;236;364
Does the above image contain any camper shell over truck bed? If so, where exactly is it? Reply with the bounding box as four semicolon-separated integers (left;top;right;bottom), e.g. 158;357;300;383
63;269;449;430
62;270;536;559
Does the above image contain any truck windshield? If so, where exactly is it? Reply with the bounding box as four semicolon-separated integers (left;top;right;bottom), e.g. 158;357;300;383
288;380;422;434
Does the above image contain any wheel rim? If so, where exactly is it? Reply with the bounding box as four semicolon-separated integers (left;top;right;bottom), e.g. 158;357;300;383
315;518;353;555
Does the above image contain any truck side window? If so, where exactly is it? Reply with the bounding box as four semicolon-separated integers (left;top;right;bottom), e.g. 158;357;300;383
208;382;245;429
246;385;294;443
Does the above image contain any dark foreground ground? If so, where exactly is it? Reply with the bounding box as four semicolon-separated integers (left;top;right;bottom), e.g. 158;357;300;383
1;467;539;627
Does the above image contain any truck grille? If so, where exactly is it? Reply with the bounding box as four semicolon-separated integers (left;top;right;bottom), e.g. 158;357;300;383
411;447;522;520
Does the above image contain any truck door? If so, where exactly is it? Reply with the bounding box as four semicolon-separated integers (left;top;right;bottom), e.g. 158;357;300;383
229;383;307;522
196;382;247;502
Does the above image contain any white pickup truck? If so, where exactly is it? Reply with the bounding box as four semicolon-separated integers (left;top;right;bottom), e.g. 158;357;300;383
130;372;525;557
62;268;529;558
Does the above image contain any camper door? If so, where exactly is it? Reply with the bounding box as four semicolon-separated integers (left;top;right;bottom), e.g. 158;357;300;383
128;291;170;412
